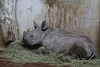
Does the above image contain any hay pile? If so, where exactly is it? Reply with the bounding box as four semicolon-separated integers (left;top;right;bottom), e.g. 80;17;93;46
0;40;100;67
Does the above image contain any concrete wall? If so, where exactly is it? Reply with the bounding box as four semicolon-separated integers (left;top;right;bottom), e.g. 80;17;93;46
0;0;6;51
0;0;99;53
0;0;19;43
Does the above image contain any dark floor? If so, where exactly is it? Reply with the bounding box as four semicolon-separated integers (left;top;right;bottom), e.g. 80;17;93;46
0;57;70;67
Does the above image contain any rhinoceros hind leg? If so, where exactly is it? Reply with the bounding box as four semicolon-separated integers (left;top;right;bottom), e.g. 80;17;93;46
59;55;74;62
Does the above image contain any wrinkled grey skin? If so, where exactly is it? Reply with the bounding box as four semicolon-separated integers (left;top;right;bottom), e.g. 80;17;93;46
22;20;96;61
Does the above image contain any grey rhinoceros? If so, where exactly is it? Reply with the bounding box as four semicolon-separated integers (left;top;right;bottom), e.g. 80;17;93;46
22;20;96;61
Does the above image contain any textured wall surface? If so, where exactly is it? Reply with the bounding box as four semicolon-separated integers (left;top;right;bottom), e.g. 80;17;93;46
0;0;99;53
0;0;19;43
0;0;6;51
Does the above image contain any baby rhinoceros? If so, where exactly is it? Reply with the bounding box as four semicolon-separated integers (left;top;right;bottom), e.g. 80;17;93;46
22;20;96;61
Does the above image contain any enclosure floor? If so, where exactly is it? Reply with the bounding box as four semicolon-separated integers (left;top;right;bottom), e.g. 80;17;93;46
0;57;69;67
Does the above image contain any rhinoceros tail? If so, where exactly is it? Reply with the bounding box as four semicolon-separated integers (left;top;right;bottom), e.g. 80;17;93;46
89;52;95;59
89;44;96;59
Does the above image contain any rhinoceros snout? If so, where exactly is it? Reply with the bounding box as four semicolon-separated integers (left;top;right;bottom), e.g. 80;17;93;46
22;38;28;43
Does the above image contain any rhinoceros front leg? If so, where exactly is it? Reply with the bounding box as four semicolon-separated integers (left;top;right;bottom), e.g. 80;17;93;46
37;46;49;55
60;55;74;62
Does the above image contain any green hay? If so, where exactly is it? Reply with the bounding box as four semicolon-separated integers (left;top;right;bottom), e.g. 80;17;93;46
0;40;100;67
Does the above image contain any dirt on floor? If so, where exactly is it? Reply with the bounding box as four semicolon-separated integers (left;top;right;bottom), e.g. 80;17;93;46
0;57;70;67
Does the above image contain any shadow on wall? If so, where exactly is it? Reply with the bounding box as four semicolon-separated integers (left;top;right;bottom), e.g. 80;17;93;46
0;24;6;51
97;22;100;56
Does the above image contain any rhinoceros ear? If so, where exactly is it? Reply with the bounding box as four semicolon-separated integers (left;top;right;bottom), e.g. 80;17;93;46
41;20;48;31
33;21;39;29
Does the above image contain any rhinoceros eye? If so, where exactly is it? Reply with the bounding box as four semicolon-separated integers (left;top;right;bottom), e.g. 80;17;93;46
31;35;33;37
